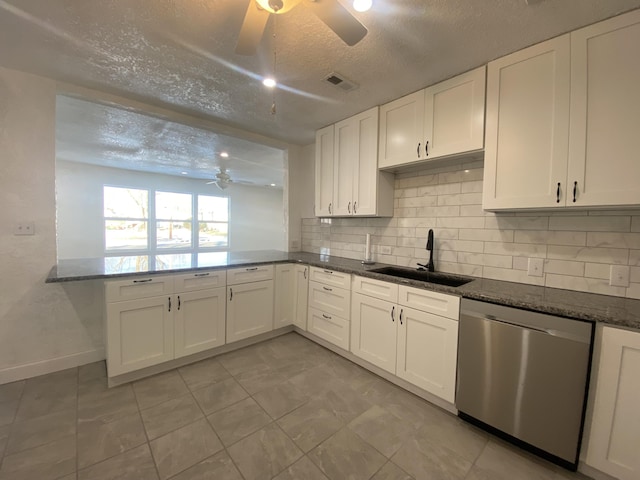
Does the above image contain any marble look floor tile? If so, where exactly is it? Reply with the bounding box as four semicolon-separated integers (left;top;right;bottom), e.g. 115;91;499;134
469;440;566;480
14;369;78;421
170;451;243;480
6;407;76;455
0;380;25;403
191;377;248;415
252;380;309;419
0;434;76;480
348;405;414;458
234;364;287;395
77;411;147;469
325;356;376;389
371;462;414;480
0;424;10;458
78;380;138;423
390;434;473;480
78;361;107;384
217;347;270;376
57;474;78;480
77;443;159;480
273;456;330;480
227;423;303;480
381;387;446;429
308;428;387;480
277;399;344;453
207;397;271;447
412;416;488;464
177;357;230;391
149;418;223;480
322;382;373;424
0;399;19;427
140;394;203;440
288;365;337;397
133;370;189;410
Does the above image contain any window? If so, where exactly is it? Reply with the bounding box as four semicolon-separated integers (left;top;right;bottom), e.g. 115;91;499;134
103;186;228;254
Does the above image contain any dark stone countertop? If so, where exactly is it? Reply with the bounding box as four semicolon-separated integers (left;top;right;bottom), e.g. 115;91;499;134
46;250;640;331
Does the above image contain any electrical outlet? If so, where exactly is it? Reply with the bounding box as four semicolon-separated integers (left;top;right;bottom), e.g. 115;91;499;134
380;245;392;255
14;222;35;236
609;265;630;287
527;258;544;277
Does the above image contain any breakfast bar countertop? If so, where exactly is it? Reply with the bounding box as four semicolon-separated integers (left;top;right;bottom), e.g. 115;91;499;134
46;250;640;330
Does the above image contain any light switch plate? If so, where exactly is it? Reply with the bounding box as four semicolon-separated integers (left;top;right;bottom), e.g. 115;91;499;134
527;258;544;277
14;222;35;235
609;265;630;287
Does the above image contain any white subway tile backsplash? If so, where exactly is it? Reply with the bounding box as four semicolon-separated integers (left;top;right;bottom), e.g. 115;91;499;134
300;164;640;299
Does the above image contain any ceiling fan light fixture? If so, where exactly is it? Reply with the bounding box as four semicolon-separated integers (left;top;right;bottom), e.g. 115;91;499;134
255;0;300;15
353;0;372;12
262;77;277;88
220;151;229;158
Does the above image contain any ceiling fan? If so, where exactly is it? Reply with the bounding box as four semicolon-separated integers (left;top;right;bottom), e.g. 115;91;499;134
236;0;368;55
206;168;233;190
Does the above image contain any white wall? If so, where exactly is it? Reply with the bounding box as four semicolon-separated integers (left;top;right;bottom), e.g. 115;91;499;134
56;160;285;259
0;67;105;383
287;144;315;250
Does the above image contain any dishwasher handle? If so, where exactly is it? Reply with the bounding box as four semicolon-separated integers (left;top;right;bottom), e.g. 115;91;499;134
460;310;591;344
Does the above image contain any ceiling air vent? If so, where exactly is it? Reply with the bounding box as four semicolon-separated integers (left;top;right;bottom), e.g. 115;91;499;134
323;72;359;92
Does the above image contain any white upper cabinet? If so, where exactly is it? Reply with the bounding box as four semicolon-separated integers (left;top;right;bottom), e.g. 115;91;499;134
567;9;640;207
315;124;334;216
483;35;571;210
484;9;640;210
316;107;393;217
379;67;486;169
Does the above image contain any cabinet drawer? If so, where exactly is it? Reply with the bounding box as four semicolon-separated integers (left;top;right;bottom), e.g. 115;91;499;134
309;266;351;289
398;285;460;320
308;281;351;319
352;276;398;303
308;307;349;350
105;275;174;303
227;265;274;285
174;270;226;292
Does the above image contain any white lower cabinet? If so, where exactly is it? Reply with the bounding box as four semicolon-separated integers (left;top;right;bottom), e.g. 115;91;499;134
274;264;296;329
586;327;640;480
294;265;309;330
350;276;460;403
226;266;275;343
308;307;350;350
307;267;351;349
174;287;226;359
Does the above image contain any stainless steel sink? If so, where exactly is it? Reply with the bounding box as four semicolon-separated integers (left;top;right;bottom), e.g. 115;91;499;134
369;266;473;287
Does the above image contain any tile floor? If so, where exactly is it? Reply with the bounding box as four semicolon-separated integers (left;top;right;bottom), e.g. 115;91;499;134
0;333;593;480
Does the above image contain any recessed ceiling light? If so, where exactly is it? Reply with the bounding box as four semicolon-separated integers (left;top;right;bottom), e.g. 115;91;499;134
270;183;276;187
263;77;276;88
353;0;372;12
220;152;229;158
180;171;188;175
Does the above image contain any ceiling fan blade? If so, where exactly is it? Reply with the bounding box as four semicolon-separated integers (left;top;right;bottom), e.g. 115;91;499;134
305;0;367;46
236;1;270;55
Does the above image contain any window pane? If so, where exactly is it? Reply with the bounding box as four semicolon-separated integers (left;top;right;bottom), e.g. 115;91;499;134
199;222;228;247
157;221;192;248
156;192;192;220
104;255;149;273
104;187;148;218
156;254;193;270
198;195;228;222
105;221;148;250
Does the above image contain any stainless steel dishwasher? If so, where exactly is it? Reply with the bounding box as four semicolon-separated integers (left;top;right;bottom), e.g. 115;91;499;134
456;298;594;470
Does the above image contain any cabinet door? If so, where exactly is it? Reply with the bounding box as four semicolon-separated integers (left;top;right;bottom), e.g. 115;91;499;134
274;264;295;329
315;124;334;216
396;306;458;403
174;288;226;359
333;117;356;216
586;327;640;480
294;265;309;330
423;66;485;160
483;35;571;210
352;107;381;216
106;295;173;376
378;90;425;169
568;10;640;207
351;293;397;374
226;280;274;343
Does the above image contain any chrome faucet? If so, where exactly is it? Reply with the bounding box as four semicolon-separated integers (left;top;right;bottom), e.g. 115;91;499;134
417;229;435;272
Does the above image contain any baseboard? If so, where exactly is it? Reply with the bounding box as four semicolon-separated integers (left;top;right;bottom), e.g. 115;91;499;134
577;461;619;480
0;348;105;385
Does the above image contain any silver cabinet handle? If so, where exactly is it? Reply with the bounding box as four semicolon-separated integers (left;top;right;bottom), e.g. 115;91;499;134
328;203;332;215
133;279;152;283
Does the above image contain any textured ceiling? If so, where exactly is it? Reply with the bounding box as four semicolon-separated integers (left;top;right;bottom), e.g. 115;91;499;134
2;0;640;180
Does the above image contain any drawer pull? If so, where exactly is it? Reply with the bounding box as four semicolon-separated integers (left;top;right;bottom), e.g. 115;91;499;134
399;308;403;325
133;279;153;283
323;286;333;292
177;295;181;310
194;273;210;277
246;267;258;271
322;314;332;320
323;270;334;274
304;268;307;280
229;288;233;301
391;305;395;322
168;296;172;312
